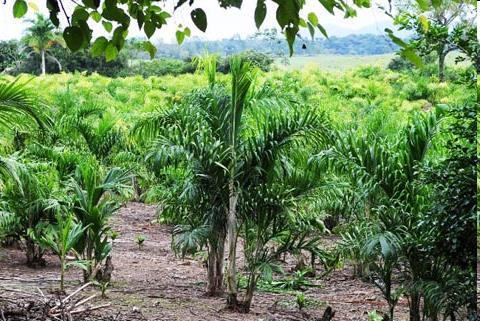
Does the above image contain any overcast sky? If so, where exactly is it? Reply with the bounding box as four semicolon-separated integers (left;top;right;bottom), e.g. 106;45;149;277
0;0;394;43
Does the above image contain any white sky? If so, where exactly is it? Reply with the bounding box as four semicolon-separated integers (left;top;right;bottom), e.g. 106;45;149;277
0;0;394;43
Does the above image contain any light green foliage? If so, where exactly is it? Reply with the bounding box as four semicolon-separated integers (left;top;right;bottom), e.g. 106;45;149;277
368;310;383;321
270;270;317;291
277;54;394;71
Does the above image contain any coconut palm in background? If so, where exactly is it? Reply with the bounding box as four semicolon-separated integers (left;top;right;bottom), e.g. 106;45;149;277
23;14;63;76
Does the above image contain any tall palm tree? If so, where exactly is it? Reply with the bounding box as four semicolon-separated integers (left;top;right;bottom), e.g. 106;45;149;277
23;14;63;75
133;56;239;296
134;55;329;310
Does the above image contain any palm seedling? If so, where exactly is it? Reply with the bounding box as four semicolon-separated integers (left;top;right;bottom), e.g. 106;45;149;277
362;228;403;321
296;292;306;310
135;234;146;250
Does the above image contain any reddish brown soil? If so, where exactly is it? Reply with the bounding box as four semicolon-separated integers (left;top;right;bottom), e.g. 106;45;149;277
0;202;412;320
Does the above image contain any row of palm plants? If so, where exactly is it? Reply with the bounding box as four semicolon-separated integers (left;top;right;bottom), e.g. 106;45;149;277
327;101;476;321
0;76;136;294
0;157;132;279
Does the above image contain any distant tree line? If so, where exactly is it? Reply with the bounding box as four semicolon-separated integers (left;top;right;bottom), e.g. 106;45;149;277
152;32;397;59
0;18;396;78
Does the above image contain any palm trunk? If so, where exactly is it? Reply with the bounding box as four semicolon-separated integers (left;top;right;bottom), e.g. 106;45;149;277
310;251;316;276
206;227;226;295
226;181;238;308
25;238;44;267
389;304;395;321
215;231;225;291
243;274;257;313
41;50;46;76
438;49;446;83
206;247;216;294
409;291;421;321
60;256;65;292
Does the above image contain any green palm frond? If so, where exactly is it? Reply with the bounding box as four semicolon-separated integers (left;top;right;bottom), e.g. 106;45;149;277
0;156;23;188
228;56;255;150
130;107;180;144
172;224;210;258
315;110;441;203
0;211;19;238
242;109;328;185
0;78;48;129
193;54;218;86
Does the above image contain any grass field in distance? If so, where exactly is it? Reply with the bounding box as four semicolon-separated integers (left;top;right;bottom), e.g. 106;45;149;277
275;53;395;71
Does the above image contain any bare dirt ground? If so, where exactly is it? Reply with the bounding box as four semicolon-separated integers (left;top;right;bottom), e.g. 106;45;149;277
0;202;412;320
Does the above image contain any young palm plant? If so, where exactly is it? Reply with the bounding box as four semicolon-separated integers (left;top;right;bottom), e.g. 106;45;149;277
316;109;443;321
53;96;122;162
0;161;58;267
362;223;403;321
70;162;132;282
233;111;329;311
38;212;88;291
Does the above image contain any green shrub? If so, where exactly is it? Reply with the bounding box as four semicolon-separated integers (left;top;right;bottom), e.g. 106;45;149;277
402;78;431;101
354;66;383;79
388;54;414;71
119;58;195;78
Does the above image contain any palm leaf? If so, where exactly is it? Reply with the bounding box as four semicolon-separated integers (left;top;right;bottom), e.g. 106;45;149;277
0;78;48;129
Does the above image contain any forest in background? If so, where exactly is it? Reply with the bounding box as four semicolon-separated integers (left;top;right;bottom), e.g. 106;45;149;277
0;31;396;77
